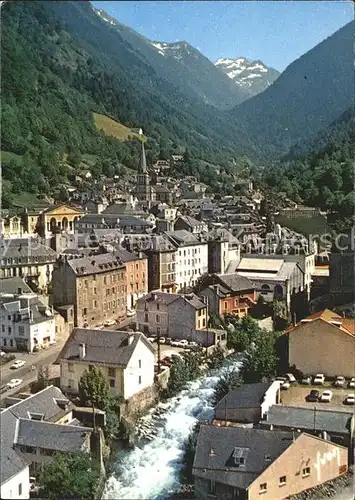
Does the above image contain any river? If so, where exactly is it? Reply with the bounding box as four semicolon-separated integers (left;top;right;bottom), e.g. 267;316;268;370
102;356;241;500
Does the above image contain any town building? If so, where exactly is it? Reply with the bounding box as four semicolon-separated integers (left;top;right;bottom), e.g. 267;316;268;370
214;382;281;424
1;210;23;238
198;273;255;318
142;235;177;292
206;228;241;274
285;309;355;378
329;232;355;305
133;141;156;203
0;385;99;499
193;425;348;500
113;247;148;309
234;257;304;311
0;292;55;352
57;328;155;403
165;230;208;291
51;253;127;328
0;237;57;294
136;291;208;341
31;203;83;239
174;216;208;234
260;405;354;457
74;213;153;234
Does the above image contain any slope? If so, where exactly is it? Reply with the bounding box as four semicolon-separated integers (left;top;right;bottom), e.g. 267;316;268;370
233;21;354;155
95;8;248;109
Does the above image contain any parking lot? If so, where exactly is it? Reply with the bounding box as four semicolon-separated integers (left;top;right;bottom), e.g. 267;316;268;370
280;383;354;411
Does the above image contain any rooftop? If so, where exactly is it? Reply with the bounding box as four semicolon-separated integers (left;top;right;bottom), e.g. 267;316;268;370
215;382;271;412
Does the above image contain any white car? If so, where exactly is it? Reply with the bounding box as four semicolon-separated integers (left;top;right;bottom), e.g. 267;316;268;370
345;394;355;405
10;360;26;369
0;350;6;357
147;337;156;343
313;374;325;385
179;340;189;348
348;378;355;388
6;378;23;389
286;373;296;383
171;339;182;347
188;341;199;348
156;337;166;344
334;376;345;387
320;390;333;402
281;381;290;390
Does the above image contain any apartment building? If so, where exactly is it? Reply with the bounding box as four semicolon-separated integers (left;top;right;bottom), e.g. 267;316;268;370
51;253;127;328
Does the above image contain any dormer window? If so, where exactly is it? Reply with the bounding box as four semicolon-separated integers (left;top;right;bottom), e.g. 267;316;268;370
28;412;44;421
233;447;248;467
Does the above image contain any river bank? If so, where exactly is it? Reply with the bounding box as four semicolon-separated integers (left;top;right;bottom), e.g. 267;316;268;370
102;354;242;499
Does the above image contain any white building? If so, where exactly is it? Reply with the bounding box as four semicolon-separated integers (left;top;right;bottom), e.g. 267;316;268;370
57;328;155;401
166;230;208;291
0;293;55;352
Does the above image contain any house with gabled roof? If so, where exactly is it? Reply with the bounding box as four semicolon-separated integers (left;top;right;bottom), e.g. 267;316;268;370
193;425;348;500
285;309;355;378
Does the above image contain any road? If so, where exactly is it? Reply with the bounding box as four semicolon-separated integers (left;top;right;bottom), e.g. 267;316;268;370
0;333;67;402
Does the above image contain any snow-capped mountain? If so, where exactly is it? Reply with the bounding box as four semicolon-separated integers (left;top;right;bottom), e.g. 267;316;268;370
215;57;280;98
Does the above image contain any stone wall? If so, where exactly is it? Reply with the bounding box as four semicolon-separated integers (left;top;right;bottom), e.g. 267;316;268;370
120;384;157;418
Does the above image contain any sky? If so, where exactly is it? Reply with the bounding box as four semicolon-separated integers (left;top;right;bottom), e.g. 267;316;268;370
91;1;353;71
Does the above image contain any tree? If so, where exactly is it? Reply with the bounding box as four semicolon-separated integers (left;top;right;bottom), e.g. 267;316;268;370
79;366;110;411
39;452;98;500
36;365;50;390
240;331;278;383
208;343;226;369
182;422;200;483
213;370;243;405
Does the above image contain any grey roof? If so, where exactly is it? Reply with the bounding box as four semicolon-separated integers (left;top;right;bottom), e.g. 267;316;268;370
263;405;353;435
215;273;255;293
0;410;30;484
137;291;180;306
102;202;145;216
8;386;73;423
175;216;205;228
57;328;155;367
0;277;32;294
15;419;91;453
0;294;54;325
193;425;295;490
215;383;271;412
152;185;170;193
182;293;206;310
64;252;125;276
165;230;203;247
0;237;56;261
114;247;145;263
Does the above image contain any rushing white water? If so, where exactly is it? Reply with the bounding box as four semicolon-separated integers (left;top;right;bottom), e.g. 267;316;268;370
103;357;241;500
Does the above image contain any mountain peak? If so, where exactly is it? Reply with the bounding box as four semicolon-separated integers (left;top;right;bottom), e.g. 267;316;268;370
215;56;280;98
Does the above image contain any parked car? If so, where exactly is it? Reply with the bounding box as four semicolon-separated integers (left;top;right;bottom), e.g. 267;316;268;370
319;390;333;402
147;337;156;343
334;376;345;387
348;378;355;388
344;394;355;405
104;319;116;327
10;360;26;369
306;389;320;402
188;341;199;348
0;350;6;357
276;376;287;382
301;375;312;385
179;340;189;348
157;337;166;344
286;373;296;383
165;338;172;345
313;374;325;385
281;381;290;390
161;357;173;367
171;339;182;347
6;378;23;389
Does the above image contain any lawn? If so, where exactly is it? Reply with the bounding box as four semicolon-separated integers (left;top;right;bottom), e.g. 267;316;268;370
93;113;147;142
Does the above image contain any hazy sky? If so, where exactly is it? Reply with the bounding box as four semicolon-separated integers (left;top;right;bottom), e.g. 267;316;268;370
91;1;353;71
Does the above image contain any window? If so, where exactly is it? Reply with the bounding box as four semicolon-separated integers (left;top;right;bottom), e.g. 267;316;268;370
1;325;4;332
109;379;115;388
8;326;12;334
18;326;25;335
139;359;142;369
156;314;160;323
83;308;87;316
3;339;6;346
68;379;74;388
157;303;160;310
18;483;22;496
259;483;267;494
145;313;148;322
279;476;286;486
208;480;216;495
68;363;74;372
7;315;11;321
202;318;206;327
10;339;13;347
224;302;228;310
302;467;311;477
139;375;142;384
94;287;97;295
108;367;115;377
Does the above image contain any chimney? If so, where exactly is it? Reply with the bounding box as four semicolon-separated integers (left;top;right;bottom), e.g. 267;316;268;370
127;334;134;345
79;343;86;359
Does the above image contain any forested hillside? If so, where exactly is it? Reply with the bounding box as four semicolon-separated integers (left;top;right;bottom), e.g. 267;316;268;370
263;109;354;232
1;1;256;206
233;21;353;155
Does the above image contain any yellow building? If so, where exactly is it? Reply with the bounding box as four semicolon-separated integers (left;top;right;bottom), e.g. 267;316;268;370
23;203;83;238
1;212;23;238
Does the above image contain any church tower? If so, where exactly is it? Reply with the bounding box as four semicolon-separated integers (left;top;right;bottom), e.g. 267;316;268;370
135;140;152;202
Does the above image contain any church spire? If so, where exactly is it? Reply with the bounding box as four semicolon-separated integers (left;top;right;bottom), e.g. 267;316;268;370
138;140;147;174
